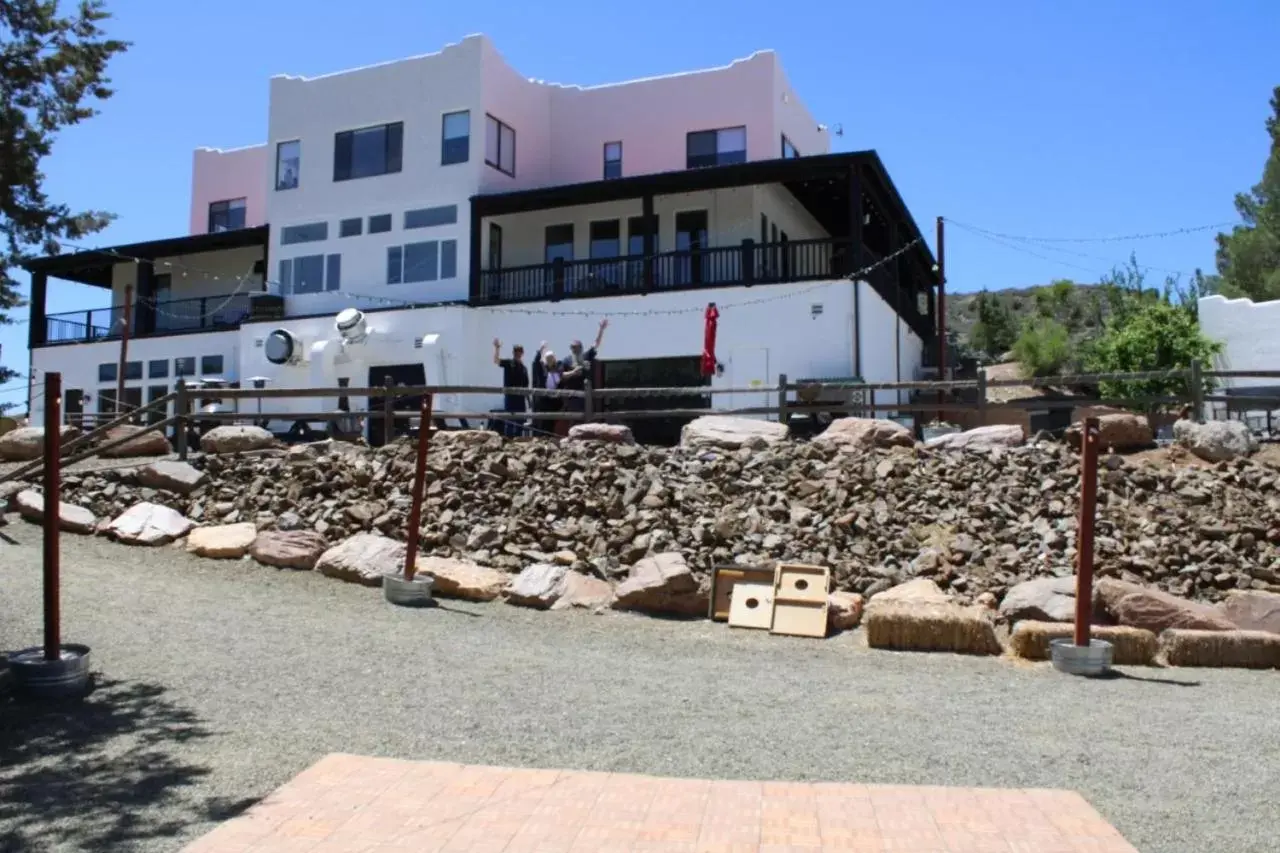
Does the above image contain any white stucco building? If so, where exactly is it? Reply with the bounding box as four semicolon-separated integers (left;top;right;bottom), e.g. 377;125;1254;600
24;34;939;443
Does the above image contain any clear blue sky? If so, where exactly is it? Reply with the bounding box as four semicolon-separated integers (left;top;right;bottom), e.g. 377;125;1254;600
3;0;1277;405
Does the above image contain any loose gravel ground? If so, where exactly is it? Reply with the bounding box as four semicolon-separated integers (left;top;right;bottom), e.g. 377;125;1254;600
1;520;1277;853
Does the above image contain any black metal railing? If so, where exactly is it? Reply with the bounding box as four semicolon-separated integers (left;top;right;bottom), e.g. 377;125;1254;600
44;293;253;345
475;237;853;304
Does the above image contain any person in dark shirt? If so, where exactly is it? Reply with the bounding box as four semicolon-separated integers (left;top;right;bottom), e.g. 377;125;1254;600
559;319;608;420
492;338;530;438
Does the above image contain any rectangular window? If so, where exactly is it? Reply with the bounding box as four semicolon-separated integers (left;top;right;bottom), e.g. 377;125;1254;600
124;361;143;381
278;258;292;293
760;213;768;244
339;217;363;238
201;355;224;375
627;215;657;255
488;223;503;269
97;389;116;415
98;363;116;383
147;385;168;425
589;220;621;258
208;198;247;233
603;141;622;179
291;254;326;294
148;359;169;379
175;357;196;378
404;205;458;229
387;246;403;284
403;241;438;283
484;114;516;176
281;222;328;245
686;126;747;169
440;239;457;279
442;110;470;165
369;213;392;234
545;224;574;263
781;134;799;159
326;254;341;291
276;140;300;190
334;121;404;181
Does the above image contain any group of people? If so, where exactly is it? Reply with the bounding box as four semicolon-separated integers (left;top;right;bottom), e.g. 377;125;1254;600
492;318;609;437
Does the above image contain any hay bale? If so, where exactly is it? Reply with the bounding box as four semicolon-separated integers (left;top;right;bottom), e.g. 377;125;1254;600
1160;629;1280;669
864;602;1002;655
1008;621;1158;666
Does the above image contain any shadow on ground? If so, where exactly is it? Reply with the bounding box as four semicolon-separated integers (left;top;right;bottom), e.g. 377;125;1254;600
0;676;252;853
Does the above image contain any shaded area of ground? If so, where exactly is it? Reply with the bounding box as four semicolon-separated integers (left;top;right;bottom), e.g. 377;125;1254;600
1;519;1276;853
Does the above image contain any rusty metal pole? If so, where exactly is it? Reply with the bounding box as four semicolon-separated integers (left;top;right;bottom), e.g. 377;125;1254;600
1074;416;1100;647
402;392;434;581
116;284;133;415
935;216;946;423
43;371;63;661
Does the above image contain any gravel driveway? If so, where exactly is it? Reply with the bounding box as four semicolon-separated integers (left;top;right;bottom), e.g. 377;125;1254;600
1;520;1276;853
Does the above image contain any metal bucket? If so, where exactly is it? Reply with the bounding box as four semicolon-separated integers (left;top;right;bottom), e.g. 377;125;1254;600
8;644;92;699
922;425;961;442
383;574;435;607
1050;638;1114;676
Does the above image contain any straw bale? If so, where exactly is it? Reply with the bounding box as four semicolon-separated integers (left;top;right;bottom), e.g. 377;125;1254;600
1008;621;1158;666
864;602;1002;655
1159;629;1280;669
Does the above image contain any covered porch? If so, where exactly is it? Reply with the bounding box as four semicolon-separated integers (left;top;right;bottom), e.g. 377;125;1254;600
24;225;272;348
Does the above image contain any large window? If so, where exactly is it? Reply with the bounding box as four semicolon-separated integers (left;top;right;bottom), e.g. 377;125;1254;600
276;140;300;190
208;198;246;233
544;225;574;263
404;205;457;229
686;126;747;169
442;111;470;165
781;134;799;159
603;141;622;179
589;220;621;258
484;114;516;176
280;222;328;245
334;121;404;181
279;254;341;294
387;240;458;284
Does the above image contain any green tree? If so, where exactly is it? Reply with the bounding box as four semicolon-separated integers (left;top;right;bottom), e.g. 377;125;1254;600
1214;86;1280;301
968;290;1018;360
0;0;128;386
1087;300;1222;403
1012;317;1072;377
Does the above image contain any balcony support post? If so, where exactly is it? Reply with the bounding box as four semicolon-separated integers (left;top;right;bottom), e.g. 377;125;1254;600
846;166;863;278
28;272;48;348
641;193;655;293
468;202;483;304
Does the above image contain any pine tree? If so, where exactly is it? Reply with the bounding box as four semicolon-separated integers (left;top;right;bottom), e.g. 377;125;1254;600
1215;86;1280;301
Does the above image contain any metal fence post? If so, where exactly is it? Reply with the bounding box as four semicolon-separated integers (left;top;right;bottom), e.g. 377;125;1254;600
778;373;789;425
43;371;62;661
175;379;189;460
1074;416;1100;648
583;378;594;423
1189;358;1204;422
976;367;988;425
382;376;395;446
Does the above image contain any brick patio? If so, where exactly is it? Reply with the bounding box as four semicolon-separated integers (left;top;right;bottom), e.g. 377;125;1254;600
181;754;1138;852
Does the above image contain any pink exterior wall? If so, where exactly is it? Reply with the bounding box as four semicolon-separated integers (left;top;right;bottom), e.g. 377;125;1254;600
189;145;268;235
479;39;552;193
773;62;828;159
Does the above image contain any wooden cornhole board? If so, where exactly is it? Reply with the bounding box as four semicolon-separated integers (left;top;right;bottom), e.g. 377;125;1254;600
770;563;830;638
708;564;775;621
727;582;775;630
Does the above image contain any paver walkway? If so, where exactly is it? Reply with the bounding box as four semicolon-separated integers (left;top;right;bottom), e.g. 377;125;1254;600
181;754;1138;852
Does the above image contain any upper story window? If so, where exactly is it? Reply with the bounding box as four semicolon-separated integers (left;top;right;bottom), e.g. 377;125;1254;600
781;135;799;159
442;111;470;165
339;217;362;238
208;198;246;233
404;205;458;229
279;254;341;294
686;126;746;169
334;121;404;182
485;114;515;177
603;142;622;179
276;141;300;190
368;213;392;234
280;222;329;245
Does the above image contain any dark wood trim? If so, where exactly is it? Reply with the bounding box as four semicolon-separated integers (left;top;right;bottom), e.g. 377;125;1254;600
28;272;47;349
641;193;654;293
847;165;863;277
468;200;483;301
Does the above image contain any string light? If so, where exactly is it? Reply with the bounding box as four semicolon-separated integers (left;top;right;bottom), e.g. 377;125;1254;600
943;218;1235;244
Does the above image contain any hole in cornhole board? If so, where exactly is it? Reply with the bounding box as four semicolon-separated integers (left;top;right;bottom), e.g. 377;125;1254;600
775;563;829;605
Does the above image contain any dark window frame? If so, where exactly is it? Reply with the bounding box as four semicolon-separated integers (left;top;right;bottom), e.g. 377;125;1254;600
98;363;117;383
339;217;363;238
441;110;470;165
404;205;458;229
368;213;392;234
781;134;799;159
589;219;621;259
275;140;300;191
281;221;329;245
333;121;404;182
175;357;197;378
124;361;143;381
484;114;516;177
603;141;622;179
208;198;247;233
686;126;747;169
544;224;574;263
148;359;169;379
200;355;224;375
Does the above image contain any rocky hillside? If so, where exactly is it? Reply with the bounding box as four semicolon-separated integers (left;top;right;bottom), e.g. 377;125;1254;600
51;426;1280;606
947;282;1109;356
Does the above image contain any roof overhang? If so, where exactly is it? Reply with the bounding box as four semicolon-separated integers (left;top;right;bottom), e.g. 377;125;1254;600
22;225;270;288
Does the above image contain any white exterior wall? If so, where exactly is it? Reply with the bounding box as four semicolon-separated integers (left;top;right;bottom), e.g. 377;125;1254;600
856;280;920;410
1198;295;1276;389
755;185;829;242
478;39;552;193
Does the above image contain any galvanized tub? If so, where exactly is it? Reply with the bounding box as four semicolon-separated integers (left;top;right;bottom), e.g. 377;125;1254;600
383;574;435;607
922;425;961;443
1050;638;1114;677
8;644;92;700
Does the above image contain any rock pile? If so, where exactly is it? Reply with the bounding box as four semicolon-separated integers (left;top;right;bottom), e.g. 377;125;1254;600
41;421;1280;606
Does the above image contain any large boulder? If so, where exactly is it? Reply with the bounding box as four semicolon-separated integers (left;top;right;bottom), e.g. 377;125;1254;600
815;417;913;450
505;562;569;609
199;425;276;455
999;575;1078;625
14;490;96;534
315;533;405;586
925;424;1023;452
98;424;172;458
1173;419;1258;462
106;502;194;546
249;530;327;570
1216;590;1280;634
567;423;635;445
611;552;708;616
0;425;80;461
186;522;257;559
551;573;614;611
417;555;508;601
1094;578;1238;633
1066;413;1153;452
679;415;788;451
136;460;207;495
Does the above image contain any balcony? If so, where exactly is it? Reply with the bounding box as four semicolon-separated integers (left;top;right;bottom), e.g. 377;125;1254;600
45;293;253;345
475;237;854;305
